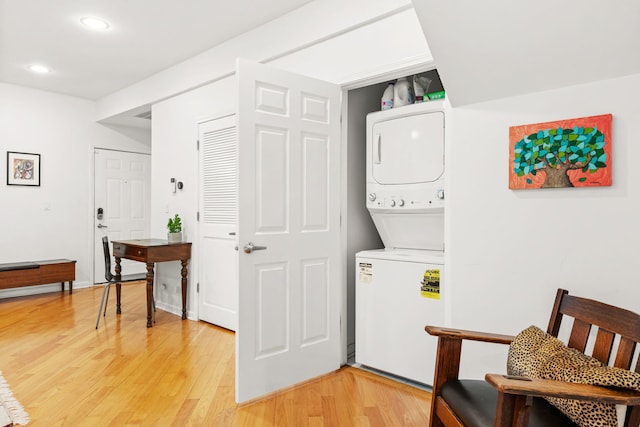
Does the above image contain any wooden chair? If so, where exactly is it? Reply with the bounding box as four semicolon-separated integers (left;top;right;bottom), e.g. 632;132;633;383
95;236;147;329
426;288;640;427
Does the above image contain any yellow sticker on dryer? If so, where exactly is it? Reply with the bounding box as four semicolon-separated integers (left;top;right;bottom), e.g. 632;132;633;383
421;269;440;299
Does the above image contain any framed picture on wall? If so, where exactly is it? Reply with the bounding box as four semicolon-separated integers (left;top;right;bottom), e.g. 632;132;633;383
509;114;612;189
7;151;41;186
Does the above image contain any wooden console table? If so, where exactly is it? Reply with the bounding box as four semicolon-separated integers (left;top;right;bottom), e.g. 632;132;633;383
111;239;191;328
0;259;76;293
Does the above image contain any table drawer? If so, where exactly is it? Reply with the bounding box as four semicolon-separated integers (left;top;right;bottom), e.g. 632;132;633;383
113;244;148;262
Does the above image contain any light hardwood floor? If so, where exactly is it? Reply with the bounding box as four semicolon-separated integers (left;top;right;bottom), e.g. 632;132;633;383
0;283;431;426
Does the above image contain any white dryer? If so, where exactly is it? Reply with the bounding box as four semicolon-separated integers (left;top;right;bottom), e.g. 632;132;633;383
366;101;445;250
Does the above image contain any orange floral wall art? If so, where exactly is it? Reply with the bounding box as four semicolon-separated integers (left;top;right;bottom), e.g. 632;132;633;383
509;114;612;189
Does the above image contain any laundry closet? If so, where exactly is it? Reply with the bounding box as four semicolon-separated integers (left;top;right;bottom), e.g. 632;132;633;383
345;69;446;387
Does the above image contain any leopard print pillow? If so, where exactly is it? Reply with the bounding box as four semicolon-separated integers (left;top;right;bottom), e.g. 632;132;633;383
507;325;640;427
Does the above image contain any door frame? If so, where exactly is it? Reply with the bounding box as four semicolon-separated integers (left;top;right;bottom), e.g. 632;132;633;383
338;62;438;362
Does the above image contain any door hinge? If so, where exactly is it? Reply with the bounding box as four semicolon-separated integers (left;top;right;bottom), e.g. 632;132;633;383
197;140;200;150
197;282;199;292
197;211;200;221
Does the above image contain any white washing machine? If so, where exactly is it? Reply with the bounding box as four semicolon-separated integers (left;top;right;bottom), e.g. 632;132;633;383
355;249;444;385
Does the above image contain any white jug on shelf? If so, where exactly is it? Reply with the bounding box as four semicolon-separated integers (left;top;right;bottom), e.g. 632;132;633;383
393;77;415;107
381;82;394;110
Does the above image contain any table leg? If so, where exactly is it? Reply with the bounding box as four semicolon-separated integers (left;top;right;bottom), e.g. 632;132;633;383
116;283;122;313
181;259;189;320
146;262;155;327
115;257;122;313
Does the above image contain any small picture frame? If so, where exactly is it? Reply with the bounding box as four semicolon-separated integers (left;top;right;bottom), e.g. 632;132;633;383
7;151;41;186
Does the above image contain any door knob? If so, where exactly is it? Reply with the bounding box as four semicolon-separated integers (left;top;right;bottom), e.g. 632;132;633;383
97;224;108;229
243;242;267;254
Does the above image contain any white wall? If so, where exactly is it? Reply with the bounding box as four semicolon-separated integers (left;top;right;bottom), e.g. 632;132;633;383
151;78;237;316
147;1;640;385
447;73;640;379
0;83;150;297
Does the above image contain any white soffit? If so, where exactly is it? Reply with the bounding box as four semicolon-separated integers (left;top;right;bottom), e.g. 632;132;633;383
412;0;640;106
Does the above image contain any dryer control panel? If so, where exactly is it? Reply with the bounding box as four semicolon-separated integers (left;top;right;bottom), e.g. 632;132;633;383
366;183;444;211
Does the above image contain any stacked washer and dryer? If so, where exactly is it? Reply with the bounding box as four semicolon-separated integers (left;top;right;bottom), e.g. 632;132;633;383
355;100;446;386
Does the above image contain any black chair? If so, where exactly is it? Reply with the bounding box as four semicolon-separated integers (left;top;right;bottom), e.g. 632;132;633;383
95;236;148;328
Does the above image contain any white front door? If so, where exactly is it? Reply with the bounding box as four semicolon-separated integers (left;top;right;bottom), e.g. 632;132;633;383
236;59;342;403
198;115;238;331
94;149;151;283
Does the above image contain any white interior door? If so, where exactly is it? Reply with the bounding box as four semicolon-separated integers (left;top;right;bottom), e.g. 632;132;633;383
236;59;342;403
94;149;151;283
198;115;238;331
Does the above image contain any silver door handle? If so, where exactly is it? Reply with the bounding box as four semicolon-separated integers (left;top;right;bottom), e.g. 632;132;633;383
97;224;108;229
243;242;267;254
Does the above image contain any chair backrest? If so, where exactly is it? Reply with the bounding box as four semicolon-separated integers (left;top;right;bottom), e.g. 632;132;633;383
547;288;640;426
102;236;114;282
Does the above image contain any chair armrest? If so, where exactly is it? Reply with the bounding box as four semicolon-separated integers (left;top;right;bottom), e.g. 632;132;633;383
425;326;515;345
486;373;640;406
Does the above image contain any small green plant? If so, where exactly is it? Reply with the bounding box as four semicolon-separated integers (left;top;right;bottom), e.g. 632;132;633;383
167;214;182;233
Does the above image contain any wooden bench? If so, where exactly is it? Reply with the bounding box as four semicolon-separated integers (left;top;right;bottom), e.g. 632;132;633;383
0;259;76;294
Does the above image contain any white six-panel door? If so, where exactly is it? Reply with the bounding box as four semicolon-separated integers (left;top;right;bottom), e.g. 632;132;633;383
94;149;150;283
198;115;238;330
236;59;342;402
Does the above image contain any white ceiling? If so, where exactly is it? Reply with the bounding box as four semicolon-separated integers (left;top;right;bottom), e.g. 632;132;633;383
0;0;313;100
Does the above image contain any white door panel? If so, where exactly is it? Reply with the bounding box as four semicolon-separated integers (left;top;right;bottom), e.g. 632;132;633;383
199;235;237;330
236;59;342;403
94;150;150;283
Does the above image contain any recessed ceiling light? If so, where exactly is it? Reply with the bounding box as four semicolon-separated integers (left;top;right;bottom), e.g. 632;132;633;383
29;64;51;74
80;16;110;31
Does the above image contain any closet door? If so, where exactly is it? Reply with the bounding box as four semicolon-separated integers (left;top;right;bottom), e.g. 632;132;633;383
198;115;238;331
236;59;342;403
